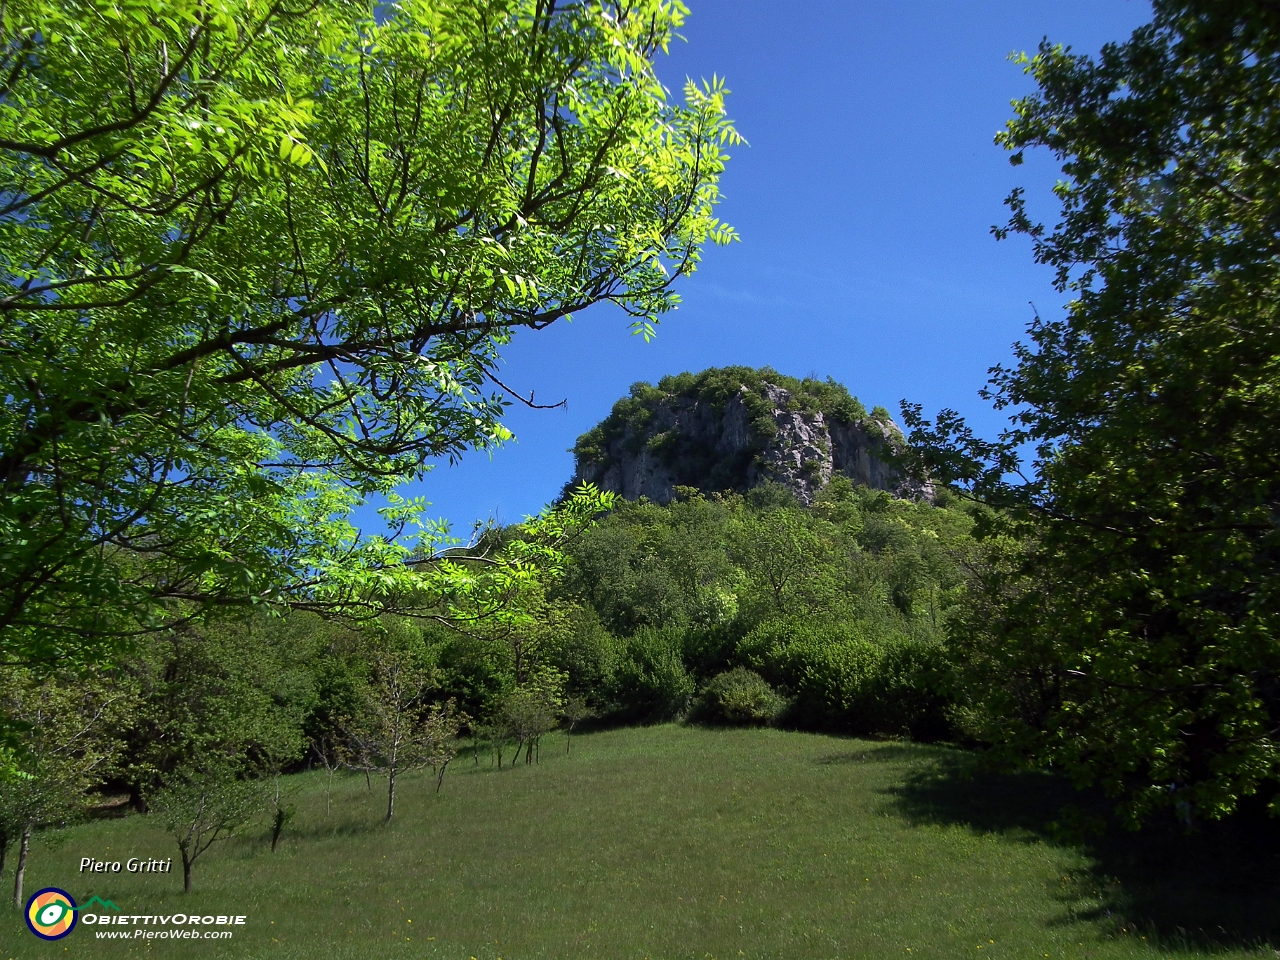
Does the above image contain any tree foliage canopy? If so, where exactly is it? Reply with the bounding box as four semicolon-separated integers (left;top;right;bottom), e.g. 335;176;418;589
905;0;1280;823
0;0;736;671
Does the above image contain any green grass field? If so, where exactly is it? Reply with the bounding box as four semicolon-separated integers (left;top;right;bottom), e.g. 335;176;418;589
3;726;1278;959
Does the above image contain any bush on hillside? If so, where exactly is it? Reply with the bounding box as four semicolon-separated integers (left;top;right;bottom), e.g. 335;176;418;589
741;619;947;738
543;607;621;703
680;623;742;683
605;627;695;722
691;667;787;726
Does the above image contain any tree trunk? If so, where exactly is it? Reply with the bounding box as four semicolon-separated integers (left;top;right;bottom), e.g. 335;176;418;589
385;765;397;822
435;760;450;793
271;807;285;852
182;849;193;894
325;769;334;817
13;822;31;907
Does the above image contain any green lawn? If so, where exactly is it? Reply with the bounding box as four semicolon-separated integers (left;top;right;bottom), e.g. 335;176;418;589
3;726;1278;959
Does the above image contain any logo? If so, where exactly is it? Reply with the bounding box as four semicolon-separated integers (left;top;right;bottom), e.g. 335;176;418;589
25;887;78;940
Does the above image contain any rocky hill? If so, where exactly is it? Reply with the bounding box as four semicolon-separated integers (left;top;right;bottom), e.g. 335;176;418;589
570;367;930;505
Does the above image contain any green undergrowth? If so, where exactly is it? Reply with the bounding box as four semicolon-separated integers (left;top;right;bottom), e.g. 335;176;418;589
3;726;1277;959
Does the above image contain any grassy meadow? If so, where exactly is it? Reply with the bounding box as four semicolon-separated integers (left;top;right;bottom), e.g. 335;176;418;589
3;725;1278;960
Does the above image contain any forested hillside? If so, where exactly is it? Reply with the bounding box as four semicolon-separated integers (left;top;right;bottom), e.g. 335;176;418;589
546;480;971;736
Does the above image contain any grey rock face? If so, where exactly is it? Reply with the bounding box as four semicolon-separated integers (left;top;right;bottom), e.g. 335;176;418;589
574;382;930;506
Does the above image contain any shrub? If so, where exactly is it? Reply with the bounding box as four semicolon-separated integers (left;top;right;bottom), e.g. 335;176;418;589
875;635;950;740
692;668;786;726
543;606;621;702
680;623;741;683
605;627;694;722
740;619;947;738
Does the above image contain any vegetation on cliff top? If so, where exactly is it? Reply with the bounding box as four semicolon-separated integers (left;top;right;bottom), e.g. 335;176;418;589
573;366;890;475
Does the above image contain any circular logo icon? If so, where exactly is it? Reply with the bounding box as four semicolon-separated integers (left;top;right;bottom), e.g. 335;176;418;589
26;887;78;940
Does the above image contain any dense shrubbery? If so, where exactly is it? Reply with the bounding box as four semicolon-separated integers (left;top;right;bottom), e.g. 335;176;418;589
549;478;974;737
338;476;972;741
692;668;787;726
741;620;948;738
605;628;696;723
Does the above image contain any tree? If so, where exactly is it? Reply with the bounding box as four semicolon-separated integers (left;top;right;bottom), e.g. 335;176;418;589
118;616;317;808
310;732;347;818
267;778;296;854
729;505;840;621
0;670;132;905
348;625;465;821
498;665;565;765
0;0;738;681
560;696;594;754
152;762;263;893
904;1;1280;823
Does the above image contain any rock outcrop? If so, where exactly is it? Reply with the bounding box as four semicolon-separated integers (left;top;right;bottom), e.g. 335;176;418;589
570;368;930;506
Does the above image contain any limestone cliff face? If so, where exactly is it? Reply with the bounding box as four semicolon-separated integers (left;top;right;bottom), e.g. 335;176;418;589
571;369;930;506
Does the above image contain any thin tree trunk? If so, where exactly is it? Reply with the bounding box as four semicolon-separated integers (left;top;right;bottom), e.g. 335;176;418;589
385;765;396;822
13;822;32;907
271;807;285;852
435;760;450;793
182;849;193;893
364;764;372;791
325;768;334;817
270;773;285;850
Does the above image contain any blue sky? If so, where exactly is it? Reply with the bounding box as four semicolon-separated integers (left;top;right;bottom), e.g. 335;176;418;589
390;0;1154;534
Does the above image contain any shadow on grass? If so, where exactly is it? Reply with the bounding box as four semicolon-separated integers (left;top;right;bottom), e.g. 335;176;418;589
282;816;385;842
881;751;1280;950
814;744;945;766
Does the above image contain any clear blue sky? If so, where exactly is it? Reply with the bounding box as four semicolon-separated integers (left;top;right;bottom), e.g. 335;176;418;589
385;0;1154;534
